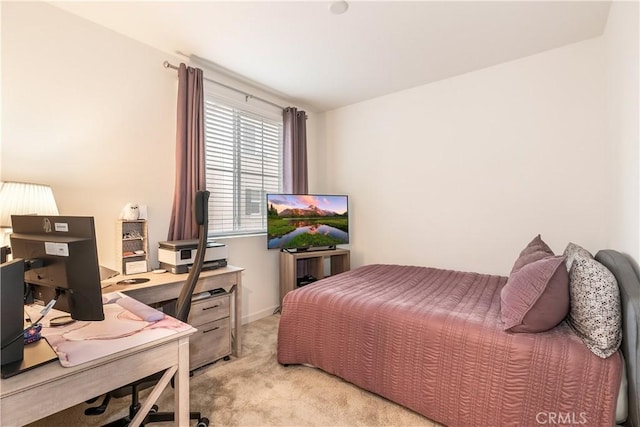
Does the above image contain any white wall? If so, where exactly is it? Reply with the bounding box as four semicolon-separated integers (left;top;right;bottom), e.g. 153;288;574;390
2;1;176;271
320;38;609;275
603;1;640;261
1;2;306;323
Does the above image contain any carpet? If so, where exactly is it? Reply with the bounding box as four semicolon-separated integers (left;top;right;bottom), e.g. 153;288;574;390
26;315;439;426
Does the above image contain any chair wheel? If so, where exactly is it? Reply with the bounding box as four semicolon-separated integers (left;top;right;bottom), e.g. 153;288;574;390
84;407;106;416
150;404;159;413
197;417;209;427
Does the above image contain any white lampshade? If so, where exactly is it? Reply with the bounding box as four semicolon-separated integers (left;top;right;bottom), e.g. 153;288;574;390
0;181;59;228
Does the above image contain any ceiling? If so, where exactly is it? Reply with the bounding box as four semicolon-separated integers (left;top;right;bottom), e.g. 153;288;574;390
49;1;612;113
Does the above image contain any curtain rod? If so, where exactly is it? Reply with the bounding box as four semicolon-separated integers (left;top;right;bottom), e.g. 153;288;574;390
163;60;287;111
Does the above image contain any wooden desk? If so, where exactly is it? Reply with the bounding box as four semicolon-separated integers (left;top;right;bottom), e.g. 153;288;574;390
102;265;243;358
0;325;194;427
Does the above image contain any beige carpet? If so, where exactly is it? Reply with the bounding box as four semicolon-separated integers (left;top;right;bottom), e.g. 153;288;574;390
27;315;439;426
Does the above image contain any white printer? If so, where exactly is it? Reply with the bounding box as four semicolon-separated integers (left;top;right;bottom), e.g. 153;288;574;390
158;240;228;274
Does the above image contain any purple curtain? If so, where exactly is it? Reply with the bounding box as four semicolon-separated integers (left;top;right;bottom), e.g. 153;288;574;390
283;107;309;275
283;107;308;194
168;63;205;240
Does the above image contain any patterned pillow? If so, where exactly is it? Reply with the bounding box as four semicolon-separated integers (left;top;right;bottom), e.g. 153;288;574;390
501;255;570;333
567;255;622;358
563;242;593;272
510;234;554;273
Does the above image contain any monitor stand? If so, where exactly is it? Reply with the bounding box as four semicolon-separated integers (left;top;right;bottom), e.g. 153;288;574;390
282;245;337;254
1;339;58;379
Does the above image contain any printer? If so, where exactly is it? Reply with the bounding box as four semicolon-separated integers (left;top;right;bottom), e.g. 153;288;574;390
158;240;228;274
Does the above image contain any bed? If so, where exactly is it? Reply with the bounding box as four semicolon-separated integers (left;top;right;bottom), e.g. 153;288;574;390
277;245;639;427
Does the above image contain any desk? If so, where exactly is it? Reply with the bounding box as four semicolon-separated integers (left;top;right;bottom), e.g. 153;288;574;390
103;265;243;358
0;321;194;427
1;267;241;426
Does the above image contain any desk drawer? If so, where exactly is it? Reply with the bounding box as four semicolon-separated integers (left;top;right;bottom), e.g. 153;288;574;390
189;317;231;369
188;294;230;326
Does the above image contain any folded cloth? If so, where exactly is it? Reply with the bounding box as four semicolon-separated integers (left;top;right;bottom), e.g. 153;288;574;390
102;293;122;304
116;296;164;322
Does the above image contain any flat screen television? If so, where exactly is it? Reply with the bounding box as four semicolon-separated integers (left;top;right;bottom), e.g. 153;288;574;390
266;194;349;251
10;215;105;321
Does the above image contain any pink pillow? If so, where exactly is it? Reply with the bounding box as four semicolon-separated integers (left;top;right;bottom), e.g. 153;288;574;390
501;255;570;333
510;234;554;273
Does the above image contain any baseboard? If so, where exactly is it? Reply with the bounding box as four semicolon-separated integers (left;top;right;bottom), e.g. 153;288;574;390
242;305;279;325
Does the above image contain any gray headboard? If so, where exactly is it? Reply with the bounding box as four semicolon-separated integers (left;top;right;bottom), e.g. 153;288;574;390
596;250;639;427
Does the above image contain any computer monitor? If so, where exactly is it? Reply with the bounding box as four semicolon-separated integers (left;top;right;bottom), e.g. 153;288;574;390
1;258;26;366
10;215;105;321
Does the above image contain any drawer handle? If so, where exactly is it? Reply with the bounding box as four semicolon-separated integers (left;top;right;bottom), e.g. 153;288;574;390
203;305;220;310
203;327;220;333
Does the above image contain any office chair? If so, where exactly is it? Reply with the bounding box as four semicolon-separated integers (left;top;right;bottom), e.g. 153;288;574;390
86;191;211;427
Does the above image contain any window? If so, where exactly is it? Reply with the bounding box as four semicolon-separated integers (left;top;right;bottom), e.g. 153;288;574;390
204;93;282;237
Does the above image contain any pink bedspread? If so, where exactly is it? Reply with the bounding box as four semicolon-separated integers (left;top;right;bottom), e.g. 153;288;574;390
277;264;622;427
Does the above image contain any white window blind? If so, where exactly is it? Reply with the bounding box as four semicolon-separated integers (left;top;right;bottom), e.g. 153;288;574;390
204;96;282;237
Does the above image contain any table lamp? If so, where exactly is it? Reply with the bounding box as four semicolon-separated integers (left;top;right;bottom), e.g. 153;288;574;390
0;181;59;262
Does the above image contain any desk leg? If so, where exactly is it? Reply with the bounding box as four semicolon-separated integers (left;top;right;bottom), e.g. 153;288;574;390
175;336;191;426
233;276;242;357
129;366;177;427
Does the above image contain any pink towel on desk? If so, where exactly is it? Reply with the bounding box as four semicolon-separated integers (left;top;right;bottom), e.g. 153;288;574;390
116;297;164;322
61;305;149;341
43;296;193;367
102;291;164;322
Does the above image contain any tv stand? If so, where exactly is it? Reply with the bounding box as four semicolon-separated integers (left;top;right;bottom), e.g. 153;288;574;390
279;248;350;306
